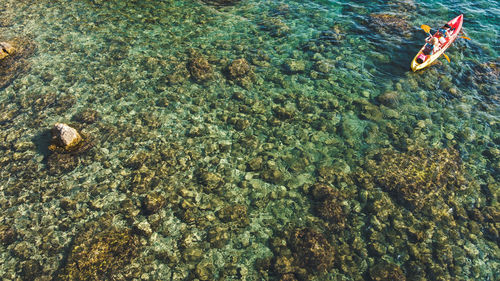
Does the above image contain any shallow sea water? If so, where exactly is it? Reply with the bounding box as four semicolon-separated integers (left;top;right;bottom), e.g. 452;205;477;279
0;0;498;280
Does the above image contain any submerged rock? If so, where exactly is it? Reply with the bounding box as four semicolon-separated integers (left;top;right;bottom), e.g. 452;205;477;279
227;58;251;79
260;17;291;37
142;192;166;215
46;123;92;174
49;123;83;152
133;220;153;237
47;153;79;175
21;260;42;281
271;227;335;280
388;0;417;13
202;0;241;6
377;91;400;107
368;14;411;36
197;169;224;190
369;260;406;281
167;61;190;85
188;50;214;83
72;109;100;124
283;59;306;74
0;225;17;245
217;204;249;226
226;58;256;88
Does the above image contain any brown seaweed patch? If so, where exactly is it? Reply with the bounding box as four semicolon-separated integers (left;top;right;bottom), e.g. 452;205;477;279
58;226;139;281
310;183;347;231
202;0;241;6
369;147;467;209
271;227;335;280
369;260;406;281
0;37;37;90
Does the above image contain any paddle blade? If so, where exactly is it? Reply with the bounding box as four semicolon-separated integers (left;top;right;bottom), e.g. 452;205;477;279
461;36;471;40
421;24;431;34
443;53;450;63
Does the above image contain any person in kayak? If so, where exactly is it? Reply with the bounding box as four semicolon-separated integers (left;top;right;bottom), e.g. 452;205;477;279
437;24;452;44
438;24;452;37
423;36;440;55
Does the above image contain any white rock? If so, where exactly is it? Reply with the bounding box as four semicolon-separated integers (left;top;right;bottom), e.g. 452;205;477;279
135;220;152;237
52;123;82;148
0;42;15;60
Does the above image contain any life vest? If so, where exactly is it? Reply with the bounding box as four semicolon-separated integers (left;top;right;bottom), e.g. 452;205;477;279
438;28;448;38
423;43;434;55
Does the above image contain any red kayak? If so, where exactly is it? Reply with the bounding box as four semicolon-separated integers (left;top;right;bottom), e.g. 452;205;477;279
411;14;463;71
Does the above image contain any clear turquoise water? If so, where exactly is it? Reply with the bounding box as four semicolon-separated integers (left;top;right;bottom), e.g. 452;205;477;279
0;0;498;280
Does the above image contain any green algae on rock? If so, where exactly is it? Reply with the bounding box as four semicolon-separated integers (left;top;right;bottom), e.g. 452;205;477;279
0;0;498;280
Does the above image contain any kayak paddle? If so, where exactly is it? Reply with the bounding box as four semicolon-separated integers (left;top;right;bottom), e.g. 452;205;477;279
443;53;450;62
460;29;471;40
421;24;432;36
